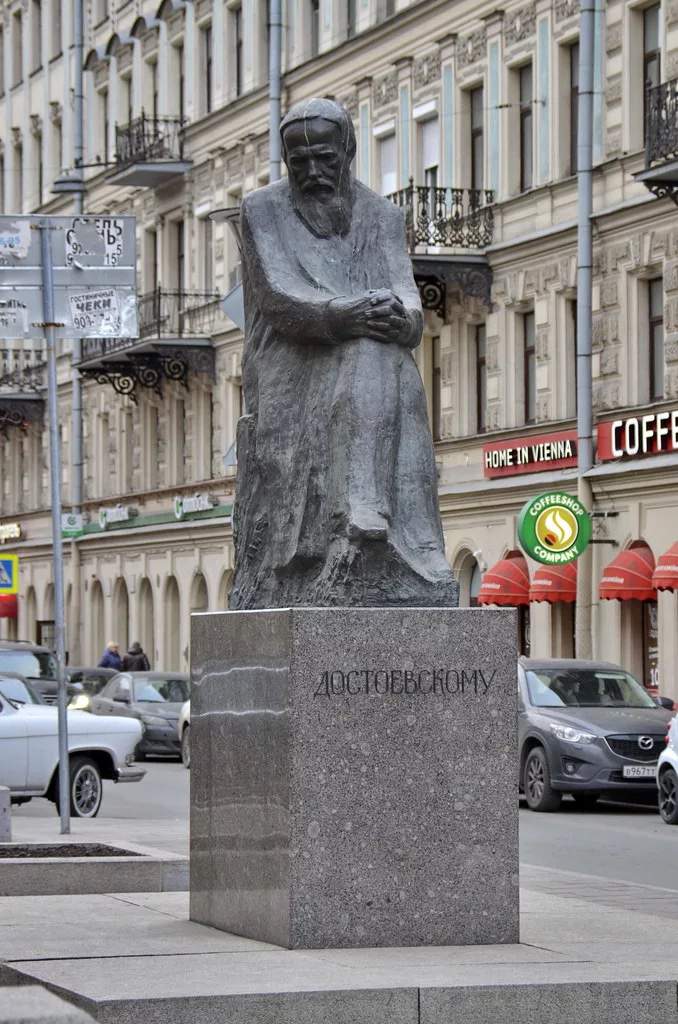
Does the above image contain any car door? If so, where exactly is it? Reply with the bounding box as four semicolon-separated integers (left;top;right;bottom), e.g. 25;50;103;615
0;696;28;790
91;675;127;715
108;675;134;718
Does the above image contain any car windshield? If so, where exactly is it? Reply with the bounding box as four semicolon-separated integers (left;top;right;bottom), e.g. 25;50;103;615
70;672;110;696
526;668;657;709
0;650;57;680
133;677;189;704
0;676;41;705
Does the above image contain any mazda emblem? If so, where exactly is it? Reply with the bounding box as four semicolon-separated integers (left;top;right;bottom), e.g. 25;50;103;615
638;736;654;751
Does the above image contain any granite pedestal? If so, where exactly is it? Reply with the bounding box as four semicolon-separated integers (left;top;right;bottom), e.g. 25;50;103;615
190;607;518;949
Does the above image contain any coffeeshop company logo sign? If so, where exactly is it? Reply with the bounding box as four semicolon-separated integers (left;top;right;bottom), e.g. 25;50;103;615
518;492;592;565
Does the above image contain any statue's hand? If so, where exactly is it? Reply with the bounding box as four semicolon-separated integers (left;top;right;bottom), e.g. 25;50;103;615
327;290;411;344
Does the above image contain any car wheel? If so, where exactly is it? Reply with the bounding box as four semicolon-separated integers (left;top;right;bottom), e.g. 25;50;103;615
523;747;562;812
181;725;191;769
658;767;678;825
55;756;102;819
572;792;600;809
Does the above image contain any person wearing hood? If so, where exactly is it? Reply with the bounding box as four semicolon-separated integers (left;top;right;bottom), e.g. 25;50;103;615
122;642;151;672
98;642;122;670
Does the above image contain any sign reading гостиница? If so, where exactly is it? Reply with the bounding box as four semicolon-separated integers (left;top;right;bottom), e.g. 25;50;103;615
518;491;592;565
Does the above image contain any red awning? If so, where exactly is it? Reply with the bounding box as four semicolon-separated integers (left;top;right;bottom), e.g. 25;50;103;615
478;551;530;607
600;544;656;602
0;595;17;619
530;563;577;604
652;542;678;592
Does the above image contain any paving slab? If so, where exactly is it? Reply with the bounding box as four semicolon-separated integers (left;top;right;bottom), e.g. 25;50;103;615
0;986;94;1024
2;868;678;1024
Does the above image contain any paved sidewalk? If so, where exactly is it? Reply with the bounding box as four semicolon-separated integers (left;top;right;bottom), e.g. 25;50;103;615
2;866;678;1024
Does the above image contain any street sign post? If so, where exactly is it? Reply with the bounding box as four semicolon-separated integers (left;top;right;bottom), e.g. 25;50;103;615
0;214;137;834
0;215;137;340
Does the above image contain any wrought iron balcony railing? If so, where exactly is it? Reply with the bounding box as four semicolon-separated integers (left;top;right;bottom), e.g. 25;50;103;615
115;112;185;167
0;348;46;392
387;180;494;250
79;288;221;363
645;79;678;167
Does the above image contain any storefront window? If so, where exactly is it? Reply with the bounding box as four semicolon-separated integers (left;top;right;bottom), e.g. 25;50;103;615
519;605;531;656
644;600;659;691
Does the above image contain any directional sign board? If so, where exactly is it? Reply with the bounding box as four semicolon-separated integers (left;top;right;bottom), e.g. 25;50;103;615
0;215;138;340
0;554;18;595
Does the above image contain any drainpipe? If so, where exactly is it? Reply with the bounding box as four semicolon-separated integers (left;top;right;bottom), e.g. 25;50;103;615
70;0;85;663
575;0;595;660
268;0;282;182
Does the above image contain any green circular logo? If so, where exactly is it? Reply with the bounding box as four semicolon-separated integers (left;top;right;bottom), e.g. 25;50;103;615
518;492;592;565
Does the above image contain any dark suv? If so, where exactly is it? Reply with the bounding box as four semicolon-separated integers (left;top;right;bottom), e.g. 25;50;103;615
519;657;674;811
0;640;77;705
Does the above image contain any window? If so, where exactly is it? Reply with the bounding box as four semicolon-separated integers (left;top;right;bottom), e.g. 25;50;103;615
150;61;158;121
122;76;132;127
567;297;578;417
0;155;4;214
519;63;533;191
309;0;319;56
0;28;4;97
523;311;536;423
95;0;108;24
51;0;61;59
421;117;439;189
31;0;42;72
202;24;212;114
263;0;271;81
34;131;43;205
475;324;487;433
230;4;243;97
202;217;213;290
347;0;356;38
54;120;62;173
649;277;664;399
470;86;484;191
173;44;184;121
14;143;23;211
12;10;22;86
643;4;661;98
98;89;108;161
175;221;185;296
569;42;579;175
378;134;396;195
431;335;441;441
144;228;158;290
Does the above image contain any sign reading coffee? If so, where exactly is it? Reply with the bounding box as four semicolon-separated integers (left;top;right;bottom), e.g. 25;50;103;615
518;491;592;565
597;408;678;461
483;430;578;478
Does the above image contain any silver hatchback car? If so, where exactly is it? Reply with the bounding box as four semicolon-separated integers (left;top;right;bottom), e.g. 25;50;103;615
519;658;674;811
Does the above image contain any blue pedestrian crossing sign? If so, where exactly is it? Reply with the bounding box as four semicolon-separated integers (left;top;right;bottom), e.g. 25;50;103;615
0;555;18;595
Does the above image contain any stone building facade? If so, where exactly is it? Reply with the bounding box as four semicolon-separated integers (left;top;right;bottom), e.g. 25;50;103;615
1;0;677;697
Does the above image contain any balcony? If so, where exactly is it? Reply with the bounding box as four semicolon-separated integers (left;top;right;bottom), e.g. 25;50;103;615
387;181;495;315
0;349;45;434
635;79;678;203
78;289;221;401
108;112;191;188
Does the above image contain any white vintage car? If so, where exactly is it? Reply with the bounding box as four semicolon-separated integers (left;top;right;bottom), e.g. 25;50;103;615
0;680;145;818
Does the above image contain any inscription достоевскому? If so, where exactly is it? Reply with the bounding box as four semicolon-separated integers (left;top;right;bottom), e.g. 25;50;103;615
313;668;497;698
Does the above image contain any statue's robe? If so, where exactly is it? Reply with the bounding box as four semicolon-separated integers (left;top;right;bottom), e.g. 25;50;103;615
230;178;458;609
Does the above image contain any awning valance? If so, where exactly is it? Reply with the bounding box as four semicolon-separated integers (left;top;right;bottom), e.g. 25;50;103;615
652;542;678;592
600;543;656;602
478;551;530;607
0;595;17;619
530;562;577;604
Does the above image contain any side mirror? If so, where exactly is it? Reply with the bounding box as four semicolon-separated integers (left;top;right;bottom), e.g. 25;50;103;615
655;695;675;710
114;692;131;704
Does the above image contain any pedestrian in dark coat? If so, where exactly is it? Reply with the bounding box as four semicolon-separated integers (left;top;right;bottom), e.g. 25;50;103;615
122;641;151;672
98;642;122;670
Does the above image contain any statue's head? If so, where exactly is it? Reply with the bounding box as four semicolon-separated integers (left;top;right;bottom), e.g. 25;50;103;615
280;98;356;238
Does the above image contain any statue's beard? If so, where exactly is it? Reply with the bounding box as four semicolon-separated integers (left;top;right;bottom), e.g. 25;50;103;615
289;177;353;238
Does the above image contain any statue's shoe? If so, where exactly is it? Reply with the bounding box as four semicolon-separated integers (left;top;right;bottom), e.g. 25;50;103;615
347;507;389;542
